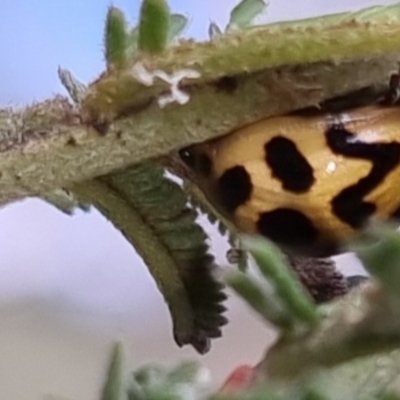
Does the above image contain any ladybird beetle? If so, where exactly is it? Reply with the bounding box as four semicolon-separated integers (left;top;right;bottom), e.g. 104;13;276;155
180;77;400;257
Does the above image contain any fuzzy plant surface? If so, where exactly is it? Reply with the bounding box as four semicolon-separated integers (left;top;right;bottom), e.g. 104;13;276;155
1;2;400;204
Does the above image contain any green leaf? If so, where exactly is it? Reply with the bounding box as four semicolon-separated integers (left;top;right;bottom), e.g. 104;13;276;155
73;163;227;354
101;343;126;400
138;0;170;53
104;6;129;67
128;13;186;58
131;361;209;400
227;271;293;330
128;11;185;57
242;236;319;326
380;393;400;400
354;225;400;294
227;0;267;30
168;14;188;43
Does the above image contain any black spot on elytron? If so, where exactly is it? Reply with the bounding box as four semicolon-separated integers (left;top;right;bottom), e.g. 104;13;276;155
217;166;252;214
179;148;212;178
265;136;315;192
214;76;238;93
326;123;400;228
256;208;318;247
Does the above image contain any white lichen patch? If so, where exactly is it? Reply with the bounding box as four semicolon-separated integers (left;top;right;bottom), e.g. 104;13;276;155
131;62;155;86
131;62;201;108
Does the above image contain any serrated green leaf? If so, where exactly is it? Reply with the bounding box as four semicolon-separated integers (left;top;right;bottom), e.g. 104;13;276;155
73;163;226;354
138;0;170;53
227;0;267;30
184;181;230;234
168;14;188;43
104;6;129;67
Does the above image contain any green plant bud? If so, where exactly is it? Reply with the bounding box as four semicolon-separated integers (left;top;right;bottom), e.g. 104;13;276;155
138;0;170;53
104;6;128;67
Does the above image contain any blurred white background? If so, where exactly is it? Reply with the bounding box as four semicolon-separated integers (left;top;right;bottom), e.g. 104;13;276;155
0;1;397;399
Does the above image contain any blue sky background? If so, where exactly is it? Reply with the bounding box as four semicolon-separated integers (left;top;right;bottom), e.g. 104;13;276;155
0;0;236;104
1;0;395;104
0;1;397;399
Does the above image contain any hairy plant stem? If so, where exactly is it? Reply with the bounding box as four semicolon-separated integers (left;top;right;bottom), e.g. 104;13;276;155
0;7;399;207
